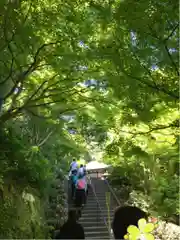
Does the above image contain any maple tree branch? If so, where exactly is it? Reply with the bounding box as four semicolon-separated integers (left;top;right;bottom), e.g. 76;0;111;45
25;108;52;120
164;44;179;76
164;23;179;41
0;58;14;85
38;130;53;147
23;0;33;23
25;80;49;103
135;122;178;135
96;121;178;137
120;68;179;99
148;24;179;77
3;40;61;101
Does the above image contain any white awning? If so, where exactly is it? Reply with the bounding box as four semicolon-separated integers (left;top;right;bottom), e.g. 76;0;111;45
86;161;110;171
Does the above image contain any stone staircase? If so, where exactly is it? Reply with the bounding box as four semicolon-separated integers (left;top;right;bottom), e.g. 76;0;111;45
90;178;117;228
79;185;110;239
67;177;118;239
79;177;118;239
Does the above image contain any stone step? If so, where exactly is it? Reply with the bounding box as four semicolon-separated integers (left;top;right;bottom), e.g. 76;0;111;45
79;221;105;227
83;214;113;220
85;203;111;208
85;204;105;207
84;226;109;231
88;196;111;199
83;207;113;211
85;230;109;238
87;200;107;203
82;212;105;217
91;198;108;201
85;203;104;207
83;210;114;215
83;206;100;209
80;216;104;222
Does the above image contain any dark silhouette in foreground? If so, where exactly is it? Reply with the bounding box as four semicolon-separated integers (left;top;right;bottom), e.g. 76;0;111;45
55;210;85;239
112;205;148;239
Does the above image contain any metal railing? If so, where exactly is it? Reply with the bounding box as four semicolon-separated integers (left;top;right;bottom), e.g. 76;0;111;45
105;178;121;207
104;178;122;240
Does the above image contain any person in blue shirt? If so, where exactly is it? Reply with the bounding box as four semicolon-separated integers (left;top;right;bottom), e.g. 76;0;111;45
71;169;78;199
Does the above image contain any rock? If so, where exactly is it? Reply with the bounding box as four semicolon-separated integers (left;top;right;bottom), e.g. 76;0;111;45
154;221;180;240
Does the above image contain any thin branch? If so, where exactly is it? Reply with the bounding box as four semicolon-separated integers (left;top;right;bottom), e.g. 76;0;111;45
58;104;87;115
164;44;179;76
96;121;178;136
30;88;77;103
3;41;61;101
26;100;69;108
0;5;16;53
0;0;32;54
36;127;40;144
9;81;24;109
23;0;33;23
31;41;61;71
148;24;179;76
3;70;31;100
0;58;14;85
34;63;52;70
37;131;53;147
25;80;48;103
16;75;61;104
37;77;60;95
1;89;109;122
25;103;87;121
25;75;59;102
131;51;179;98
31;92;69;102
120;68;179;99
25;108;53;119
164;23;179;41
2;10;17;86
131;51;157;85
76;91;113;105
121;122;178;138
27;87;92;108
136;122;178;135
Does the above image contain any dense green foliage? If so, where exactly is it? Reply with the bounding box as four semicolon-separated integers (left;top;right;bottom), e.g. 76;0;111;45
0;0;179;236
0;185;46;238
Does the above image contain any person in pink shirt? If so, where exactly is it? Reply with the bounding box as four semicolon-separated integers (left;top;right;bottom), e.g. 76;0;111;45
74;174;87;217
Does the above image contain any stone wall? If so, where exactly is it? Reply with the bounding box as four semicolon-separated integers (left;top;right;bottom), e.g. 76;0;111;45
0;185;46;239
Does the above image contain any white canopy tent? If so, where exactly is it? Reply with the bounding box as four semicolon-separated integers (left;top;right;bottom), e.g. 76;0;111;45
86;160;110;171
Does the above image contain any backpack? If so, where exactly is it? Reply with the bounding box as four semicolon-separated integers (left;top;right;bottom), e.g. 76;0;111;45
76;179;86;189
71;175;77;184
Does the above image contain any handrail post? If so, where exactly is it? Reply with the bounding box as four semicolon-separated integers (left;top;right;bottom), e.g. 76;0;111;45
105;178;121;206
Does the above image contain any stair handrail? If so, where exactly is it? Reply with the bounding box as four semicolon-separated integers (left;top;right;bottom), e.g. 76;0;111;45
105;178;121;207
87;174;110;235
